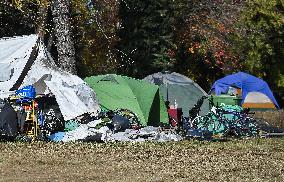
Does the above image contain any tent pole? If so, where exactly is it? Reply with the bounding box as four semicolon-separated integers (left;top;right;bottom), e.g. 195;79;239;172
164;71;169;102
166;81;169;101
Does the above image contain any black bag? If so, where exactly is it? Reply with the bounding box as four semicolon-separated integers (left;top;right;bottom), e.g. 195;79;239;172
110;115;131;132
0;99;17;139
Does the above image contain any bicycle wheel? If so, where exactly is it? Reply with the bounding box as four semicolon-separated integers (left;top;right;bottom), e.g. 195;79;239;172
192;115;226;135
242;117;259;136
191;115;205;129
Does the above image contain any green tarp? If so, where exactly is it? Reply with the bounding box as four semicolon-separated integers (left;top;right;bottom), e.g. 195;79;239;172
84;74;169;126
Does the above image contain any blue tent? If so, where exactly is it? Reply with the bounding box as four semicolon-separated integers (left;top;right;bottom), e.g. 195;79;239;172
210;72;279;108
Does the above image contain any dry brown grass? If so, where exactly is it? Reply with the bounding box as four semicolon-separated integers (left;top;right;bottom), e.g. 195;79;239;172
1;139;284;181
254;110;284;129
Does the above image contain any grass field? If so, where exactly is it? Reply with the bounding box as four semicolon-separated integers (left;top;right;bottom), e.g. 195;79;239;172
1;138;284;181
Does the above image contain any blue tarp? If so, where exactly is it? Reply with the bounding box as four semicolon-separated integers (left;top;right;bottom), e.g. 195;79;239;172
48;132;65;142
210;72;279;108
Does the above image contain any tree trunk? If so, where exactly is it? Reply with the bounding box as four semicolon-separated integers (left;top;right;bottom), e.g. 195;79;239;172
51;0;76;74
36;5;48;38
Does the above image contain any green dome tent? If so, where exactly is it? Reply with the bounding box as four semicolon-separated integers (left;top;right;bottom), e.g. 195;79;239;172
144;72;209;117
84;74;169;126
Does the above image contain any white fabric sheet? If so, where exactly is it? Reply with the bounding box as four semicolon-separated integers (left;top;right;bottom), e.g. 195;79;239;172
0;34;100;120
0;34;38;92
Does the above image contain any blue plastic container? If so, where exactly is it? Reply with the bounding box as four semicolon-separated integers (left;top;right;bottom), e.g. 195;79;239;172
16;85;36;99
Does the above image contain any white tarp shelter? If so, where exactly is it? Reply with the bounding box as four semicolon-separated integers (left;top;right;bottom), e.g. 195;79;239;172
0;34;100;120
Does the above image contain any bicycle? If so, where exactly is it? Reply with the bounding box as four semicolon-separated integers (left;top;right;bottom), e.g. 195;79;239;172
191;105;229;136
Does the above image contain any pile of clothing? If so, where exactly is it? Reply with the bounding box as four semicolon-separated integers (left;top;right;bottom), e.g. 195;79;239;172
49;109;182;143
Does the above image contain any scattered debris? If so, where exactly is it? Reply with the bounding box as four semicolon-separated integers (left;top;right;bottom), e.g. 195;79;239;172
109;126;182;142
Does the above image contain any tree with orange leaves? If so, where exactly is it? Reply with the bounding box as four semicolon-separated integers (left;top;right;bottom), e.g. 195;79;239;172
173;0;245;90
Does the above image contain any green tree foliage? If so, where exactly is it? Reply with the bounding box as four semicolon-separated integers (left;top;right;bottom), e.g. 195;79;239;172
117;0;176;77
0;1;38;37
236;0;284;95
72;0;120;77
